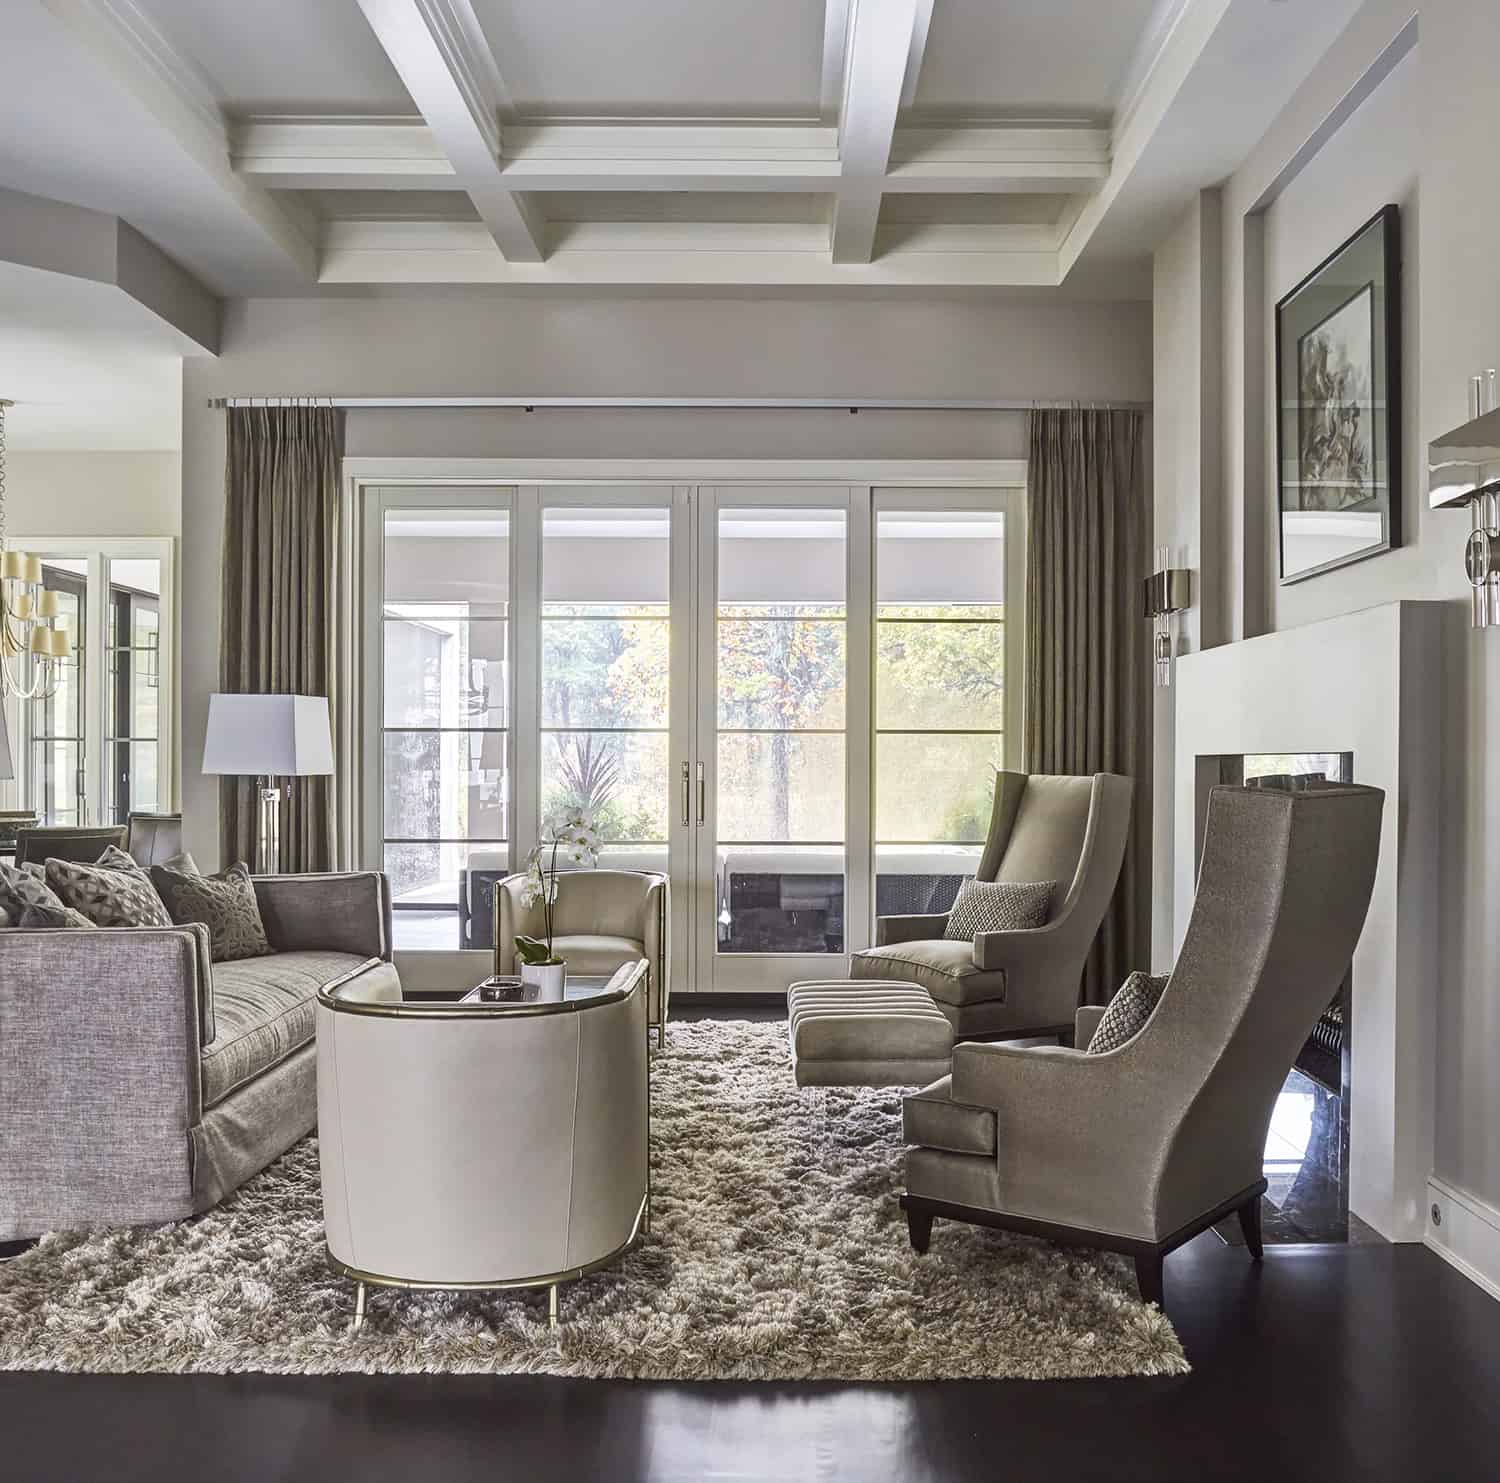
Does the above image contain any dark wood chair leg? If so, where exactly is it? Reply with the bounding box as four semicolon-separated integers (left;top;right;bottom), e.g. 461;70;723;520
1237;1195;1265;1260
1134;1251;1165;1307
906;1205;934;1255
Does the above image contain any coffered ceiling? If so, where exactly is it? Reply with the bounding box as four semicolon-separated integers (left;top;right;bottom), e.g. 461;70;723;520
0;0;1365;297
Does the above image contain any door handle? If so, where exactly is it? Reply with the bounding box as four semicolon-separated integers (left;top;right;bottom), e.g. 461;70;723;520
696;761;706;827
680;761;691;828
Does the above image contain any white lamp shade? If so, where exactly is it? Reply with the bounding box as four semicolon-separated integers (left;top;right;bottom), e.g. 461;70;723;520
202;693;334;777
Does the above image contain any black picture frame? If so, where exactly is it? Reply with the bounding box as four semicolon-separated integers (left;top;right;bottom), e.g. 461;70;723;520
1275;204;1401;584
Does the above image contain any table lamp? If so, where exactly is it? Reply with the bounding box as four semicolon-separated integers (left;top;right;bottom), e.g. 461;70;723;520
202;693;334;874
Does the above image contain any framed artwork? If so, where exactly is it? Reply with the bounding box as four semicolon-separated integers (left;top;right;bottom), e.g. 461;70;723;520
1275;204;1401;583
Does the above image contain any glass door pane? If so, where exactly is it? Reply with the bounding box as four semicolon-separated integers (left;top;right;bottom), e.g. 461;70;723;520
540;506;671;875
28;561;87;825
381;505;510;950
104;557;162;823
702;501;848;988
874;509;1006;914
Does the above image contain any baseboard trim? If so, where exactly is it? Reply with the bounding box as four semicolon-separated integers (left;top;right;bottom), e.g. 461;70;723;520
1425;1175;1500;1303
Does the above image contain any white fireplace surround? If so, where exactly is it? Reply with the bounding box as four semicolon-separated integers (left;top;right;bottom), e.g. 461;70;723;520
1174;601;1444;1242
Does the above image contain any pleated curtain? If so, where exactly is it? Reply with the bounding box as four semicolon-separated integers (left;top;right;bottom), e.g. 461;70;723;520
219;405;343;873
1024;407;1149;1003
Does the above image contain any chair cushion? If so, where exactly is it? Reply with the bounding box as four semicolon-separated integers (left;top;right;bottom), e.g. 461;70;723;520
1086;971;1169;1054
202;950;391;1107
851;939;1007;1007
903;1074;998;1156
943;878;1053;940
996;774;1095;913
549;933;645;975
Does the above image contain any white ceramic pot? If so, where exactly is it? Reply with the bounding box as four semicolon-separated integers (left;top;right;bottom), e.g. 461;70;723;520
520;960;566;1001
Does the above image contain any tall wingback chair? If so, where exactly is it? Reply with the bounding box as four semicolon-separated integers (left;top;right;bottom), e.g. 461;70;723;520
899;783;1384;1306
495;869;669;1045
852;772;1133;1038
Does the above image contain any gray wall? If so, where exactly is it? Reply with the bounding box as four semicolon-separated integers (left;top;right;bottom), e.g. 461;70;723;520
181;291;1153;869
5;451;181;537
1151;0;1500;1212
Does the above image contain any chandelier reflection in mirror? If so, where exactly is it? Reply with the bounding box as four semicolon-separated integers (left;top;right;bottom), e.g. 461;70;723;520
0;400;74;701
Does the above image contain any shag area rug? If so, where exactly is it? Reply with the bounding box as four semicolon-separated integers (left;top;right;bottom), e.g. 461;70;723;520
0;1018;1187;1379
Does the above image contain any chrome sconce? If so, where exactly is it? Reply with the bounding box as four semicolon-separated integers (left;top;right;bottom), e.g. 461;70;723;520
1429;402;1500;629
1143;548;1191;687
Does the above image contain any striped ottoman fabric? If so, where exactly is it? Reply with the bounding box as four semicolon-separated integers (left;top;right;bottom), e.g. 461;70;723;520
787;979;955;1088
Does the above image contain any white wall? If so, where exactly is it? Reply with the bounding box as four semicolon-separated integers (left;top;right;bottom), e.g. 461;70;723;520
4;451;180;537
1152;0;1500;1221
181;292;1153;869
1151;191;1222;963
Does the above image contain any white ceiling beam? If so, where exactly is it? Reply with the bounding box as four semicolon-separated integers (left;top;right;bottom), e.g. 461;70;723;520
832;0;924;262
234;116;1106;195
353;0;545;261
319;217;1060;288
819;0;852;123
38;0;317;281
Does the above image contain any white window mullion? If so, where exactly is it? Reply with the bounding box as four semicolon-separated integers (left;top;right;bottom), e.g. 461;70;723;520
845;486;874;954
511;486;542;866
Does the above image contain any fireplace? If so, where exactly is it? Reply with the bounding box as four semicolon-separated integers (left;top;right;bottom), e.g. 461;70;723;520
1194;753;1361;1243
1173;602;1442;1244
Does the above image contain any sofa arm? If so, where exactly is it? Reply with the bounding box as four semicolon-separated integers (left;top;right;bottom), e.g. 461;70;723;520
253;871;393;960
876;912;951;947
0;927;207;1239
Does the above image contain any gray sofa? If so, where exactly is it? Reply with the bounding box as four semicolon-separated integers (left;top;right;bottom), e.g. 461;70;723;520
0;871;398;1241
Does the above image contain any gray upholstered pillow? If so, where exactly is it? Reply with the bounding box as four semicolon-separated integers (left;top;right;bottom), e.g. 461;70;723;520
0;858;73;923
150;860;272;963
18;900;99;930
46;854;173;929
944;878;1054;941
1087;971;1170;1054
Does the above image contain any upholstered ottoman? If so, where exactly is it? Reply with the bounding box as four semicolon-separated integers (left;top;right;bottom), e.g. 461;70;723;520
787;979;955;1087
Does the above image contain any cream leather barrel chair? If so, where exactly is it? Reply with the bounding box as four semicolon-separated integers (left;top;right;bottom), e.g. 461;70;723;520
316;959;649;1330
495;869;669;1046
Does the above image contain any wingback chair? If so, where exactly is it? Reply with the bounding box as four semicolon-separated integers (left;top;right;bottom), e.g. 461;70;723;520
851;771;1133;1038
494;869;669;1046
899;782;1384;1306
125;812;185;868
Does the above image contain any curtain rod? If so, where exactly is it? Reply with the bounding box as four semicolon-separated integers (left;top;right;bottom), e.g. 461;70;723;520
205;396;1149;412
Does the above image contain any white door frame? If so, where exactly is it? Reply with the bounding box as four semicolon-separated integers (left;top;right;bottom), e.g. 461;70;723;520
344;460;1026;993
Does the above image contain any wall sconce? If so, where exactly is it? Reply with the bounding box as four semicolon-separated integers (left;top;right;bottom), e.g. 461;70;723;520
1429;404;1500;628
1143;548;1191;687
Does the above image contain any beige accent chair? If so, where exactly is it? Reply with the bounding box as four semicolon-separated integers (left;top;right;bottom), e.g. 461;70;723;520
851;772;1133;1039
900;783;1384;1306
494;869;670;1045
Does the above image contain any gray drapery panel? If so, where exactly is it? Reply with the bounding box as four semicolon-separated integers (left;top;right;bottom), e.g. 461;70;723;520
219;405;343;873
1024;407;1149;1004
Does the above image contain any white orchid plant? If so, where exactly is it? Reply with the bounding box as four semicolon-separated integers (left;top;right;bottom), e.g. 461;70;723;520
514;807;601;967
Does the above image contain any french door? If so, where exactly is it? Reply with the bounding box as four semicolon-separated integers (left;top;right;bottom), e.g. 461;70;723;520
367;481;1020;995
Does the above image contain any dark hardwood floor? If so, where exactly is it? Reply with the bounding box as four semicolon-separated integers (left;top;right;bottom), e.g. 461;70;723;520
3;1005;1496;1481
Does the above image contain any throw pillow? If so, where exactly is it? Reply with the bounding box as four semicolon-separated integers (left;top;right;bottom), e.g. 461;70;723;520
46;855;173;929
1087;971;1171;1054
944;878;1054;941
17;901;99;930
94;844;150;874
0;858;72;923
150;860;273;963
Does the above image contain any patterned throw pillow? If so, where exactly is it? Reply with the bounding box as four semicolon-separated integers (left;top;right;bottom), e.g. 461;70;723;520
0;858;74;924
1087;971;1171;1054
944;879;1054;941
17;901;99;929
150;861;273;963
46;854;173;929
